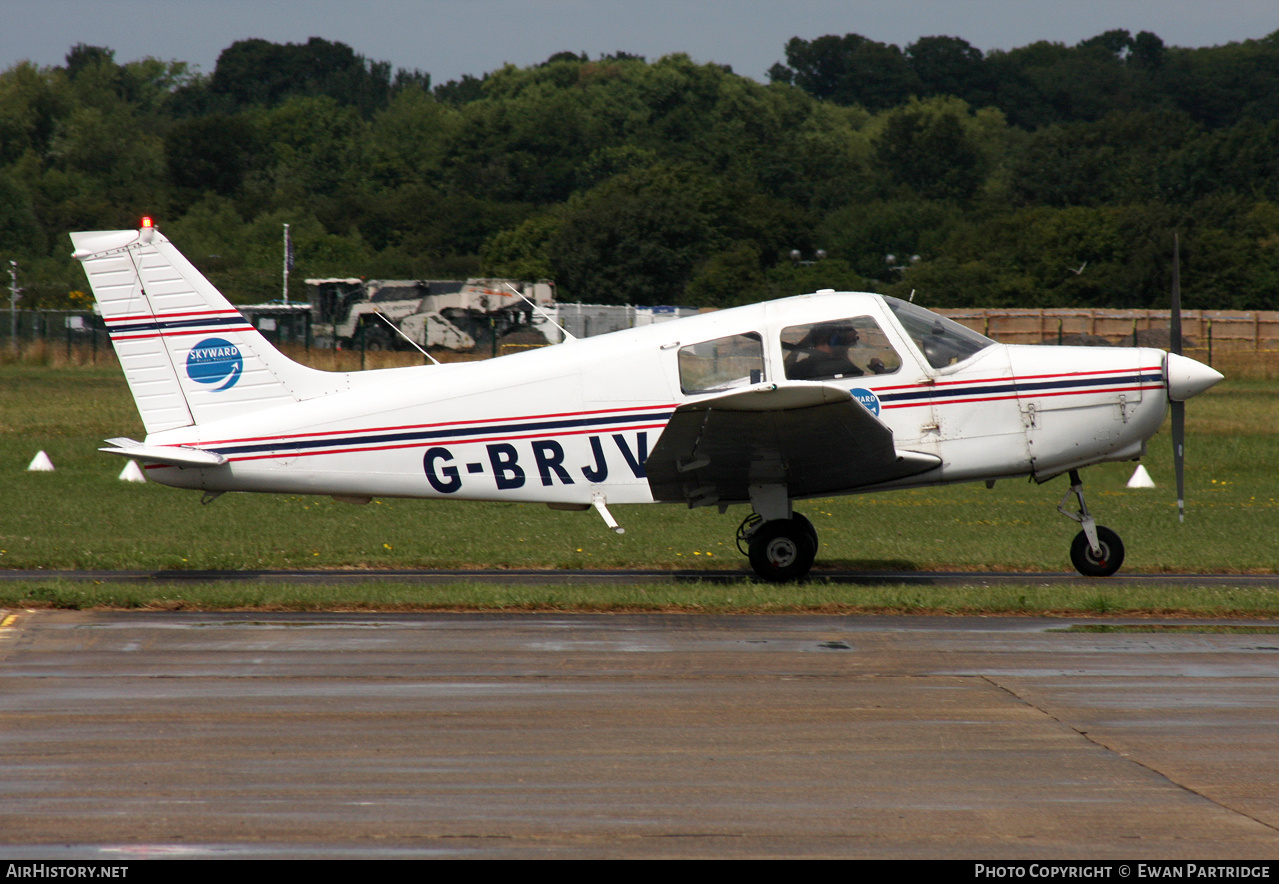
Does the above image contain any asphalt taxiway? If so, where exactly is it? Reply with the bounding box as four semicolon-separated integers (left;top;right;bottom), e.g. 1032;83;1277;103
6;567;1279;587
2;610;1279;859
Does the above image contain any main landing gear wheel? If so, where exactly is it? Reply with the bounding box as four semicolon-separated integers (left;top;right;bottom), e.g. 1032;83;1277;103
1070;526;1125;578
791;512;818;550
747;517;817;583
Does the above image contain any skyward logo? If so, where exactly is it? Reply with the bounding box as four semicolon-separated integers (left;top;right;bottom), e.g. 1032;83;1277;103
849;387;881;416
186;338;243;391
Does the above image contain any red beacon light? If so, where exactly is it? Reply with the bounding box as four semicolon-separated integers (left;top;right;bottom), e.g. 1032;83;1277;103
138;216;155;243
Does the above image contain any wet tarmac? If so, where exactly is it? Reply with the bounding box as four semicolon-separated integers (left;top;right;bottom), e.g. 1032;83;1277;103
2;610;1278;858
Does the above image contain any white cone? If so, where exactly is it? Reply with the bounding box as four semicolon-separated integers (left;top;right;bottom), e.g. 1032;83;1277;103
118;460;147;483
1127;465;1156;488
27;451;54;471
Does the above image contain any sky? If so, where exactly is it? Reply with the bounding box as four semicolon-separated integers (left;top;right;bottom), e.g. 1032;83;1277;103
5;0;1279;84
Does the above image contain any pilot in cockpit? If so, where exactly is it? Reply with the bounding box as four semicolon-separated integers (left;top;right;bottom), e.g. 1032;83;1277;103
786;321;864;380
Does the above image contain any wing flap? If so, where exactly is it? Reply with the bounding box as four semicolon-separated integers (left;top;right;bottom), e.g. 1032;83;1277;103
647;383;940;504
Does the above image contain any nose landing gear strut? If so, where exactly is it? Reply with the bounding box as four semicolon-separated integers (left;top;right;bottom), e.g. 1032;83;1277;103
1058;469;1125;577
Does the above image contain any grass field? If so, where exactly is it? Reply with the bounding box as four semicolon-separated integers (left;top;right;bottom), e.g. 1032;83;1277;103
2;355;1276;613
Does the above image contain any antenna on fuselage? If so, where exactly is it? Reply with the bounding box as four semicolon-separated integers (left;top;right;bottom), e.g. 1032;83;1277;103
372;310;442;365
502;282;576;343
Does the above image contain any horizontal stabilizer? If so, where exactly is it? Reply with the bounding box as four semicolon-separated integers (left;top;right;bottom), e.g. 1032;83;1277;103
100;437;226;467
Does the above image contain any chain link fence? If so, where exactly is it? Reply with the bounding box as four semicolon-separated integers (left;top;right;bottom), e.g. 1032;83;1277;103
7;306;1276;368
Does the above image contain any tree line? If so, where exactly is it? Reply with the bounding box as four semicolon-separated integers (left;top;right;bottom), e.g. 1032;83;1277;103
2;31;1279;313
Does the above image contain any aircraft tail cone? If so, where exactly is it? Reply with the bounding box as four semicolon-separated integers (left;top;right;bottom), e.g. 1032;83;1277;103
118;459;147;483
1126;465;1156;488
27;451;55;471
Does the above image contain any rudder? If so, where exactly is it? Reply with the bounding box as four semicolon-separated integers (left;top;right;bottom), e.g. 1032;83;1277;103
72;224;344;434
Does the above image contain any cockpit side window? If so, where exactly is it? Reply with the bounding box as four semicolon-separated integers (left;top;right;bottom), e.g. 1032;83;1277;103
678;332;765;394
884;297;994;369
782;316;901;381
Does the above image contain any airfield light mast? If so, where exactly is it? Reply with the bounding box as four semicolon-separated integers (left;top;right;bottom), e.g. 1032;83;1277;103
282;224;292;305
9;260;19;357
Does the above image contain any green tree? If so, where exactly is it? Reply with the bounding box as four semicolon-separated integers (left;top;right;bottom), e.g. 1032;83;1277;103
769;34;921;111
0;61;69;164
0;168;43;254
366;88;460;189
549;164;737;303
64;44;115;80
433;74;486;105
875;107;985;201
248;96;369;206
688;245;867;307
164;113;260;198
208;38;396;116
480;213;561;280
907;36;995;107
1163;119;1279;204
819;199;961;281
1010;110;1200;207
1158;32;1279;128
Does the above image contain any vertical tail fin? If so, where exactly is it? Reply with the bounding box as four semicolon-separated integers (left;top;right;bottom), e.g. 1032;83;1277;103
72;225;344;434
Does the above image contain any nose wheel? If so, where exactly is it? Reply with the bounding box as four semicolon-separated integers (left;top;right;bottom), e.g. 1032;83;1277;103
738;512;818;582
1070;525;1125;577
1058;470;1125;577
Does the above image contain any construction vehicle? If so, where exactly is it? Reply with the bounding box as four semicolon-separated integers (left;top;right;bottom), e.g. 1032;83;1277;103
306;277;556;351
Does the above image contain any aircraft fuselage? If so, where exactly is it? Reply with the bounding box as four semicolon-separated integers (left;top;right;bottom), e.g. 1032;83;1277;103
137;293;1169;505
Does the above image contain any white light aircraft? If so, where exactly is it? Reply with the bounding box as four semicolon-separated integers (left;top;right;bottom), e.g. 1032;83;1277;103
71;222;1223;581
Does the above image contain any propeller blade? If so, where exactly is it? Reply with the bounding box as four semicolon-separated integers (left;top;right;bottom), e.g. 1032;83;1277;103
1172;400;1185;523
1171;232;1185;522
1171;233;1182;356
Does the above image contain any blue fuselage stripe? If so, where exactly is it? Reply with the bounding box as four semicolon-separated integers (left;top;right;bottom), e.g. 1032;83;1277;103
879;372;1163;404
210;411;676;457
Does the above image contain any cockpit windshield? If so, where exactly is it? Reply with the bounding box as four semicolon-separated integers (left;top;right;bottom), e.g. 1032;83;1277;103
884;297;995;369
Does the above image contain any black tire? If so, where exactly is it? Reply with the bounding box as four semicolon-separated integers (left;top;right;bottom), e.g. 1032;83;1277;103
1070;526;1125;577
749;519;817;582
791;512;819;550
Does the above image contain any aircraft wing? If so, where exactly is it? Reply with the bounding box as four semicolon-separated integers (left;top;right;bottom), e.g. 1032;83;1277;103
646;383;940;506
99;437;227;467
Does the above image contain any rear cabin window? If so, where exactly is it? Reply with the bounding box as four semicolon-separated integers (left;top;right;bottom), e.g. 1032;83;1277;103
678;332;765;394
782;316;902;381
